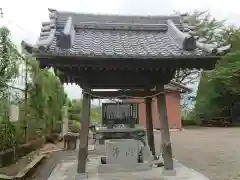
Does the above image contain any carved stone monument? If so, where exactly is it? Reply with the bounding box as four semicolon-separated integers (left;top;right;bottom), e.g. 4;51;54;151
97;139;152;173
105;139;139;164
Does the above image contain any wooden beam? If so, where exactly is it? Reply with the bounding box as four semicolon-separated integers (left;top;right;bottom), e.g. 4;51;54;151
156;85;174;170
145;97;156;156
77;87;91;174
77;73;156;85
54;65;176;88
90;90;161;98
39;56;217;70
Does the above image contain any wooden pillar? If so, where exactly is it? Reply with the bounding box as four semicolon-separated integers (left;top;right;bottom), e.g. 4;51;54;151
156;85;174;170
77;88;91;174
145;97;155;156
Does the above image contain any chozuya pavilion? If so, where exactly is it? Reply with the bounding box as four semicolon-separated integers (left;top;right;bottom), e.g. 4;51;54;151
22;8;231;179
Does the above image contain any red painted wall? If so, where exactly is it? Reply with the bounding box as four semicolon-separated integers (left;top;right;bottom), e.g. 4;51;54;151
126;91;182;130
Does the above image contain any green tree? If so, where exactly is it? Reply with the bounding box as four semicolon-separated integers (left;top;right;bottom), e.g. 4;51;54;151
0;27;20;85
174;11;231;110
67;99;101;122
0;27;22;150
26;57;67;137
174;11;226;84
194;26;240;120
0;27;21;120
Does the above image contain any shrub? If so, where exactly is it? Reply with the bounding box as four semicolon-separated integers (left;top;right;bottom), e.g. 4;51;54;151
0;137;45;167
182;119;199;126
68;120;80;133
0;122;17;151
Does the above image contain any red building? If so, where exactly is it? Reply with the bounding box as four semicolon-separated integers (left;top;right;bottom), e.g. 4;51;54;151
126;82;191;130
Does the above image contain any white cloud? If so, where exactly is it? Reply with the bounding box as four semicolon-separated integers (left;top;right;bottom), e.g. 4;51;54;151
1;0;239;100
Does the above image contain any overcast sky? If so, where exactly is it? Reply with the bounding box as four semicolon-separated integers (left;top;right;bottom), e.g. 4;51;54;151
1;0;240;99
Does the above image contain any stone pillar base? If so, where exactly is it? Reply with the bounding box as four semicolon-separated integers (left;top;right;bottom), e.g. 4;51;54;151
75;173;88;180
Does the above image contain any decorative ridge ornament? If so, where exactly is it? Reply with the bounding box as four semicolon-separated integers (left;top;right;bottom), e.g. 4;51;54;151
56;16;75;49
166;19;196;50
196;41;232;55
180;13;232;55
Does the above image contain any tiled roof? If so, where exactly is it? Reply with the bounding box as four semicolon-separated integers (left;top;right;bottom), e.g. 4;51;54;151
21;9;231;59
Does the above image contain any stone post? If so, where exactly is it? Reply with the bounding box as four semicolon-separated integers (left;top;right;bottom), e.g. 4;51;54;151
62;106;68;137
9;104;19;122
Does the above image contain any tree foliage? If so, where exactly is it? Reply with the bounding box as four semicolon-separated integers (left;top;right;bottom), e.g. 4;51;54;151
0;27;22;150
174;11;226;84
0;27;20;86
26;57;67;136
67;99;101;122
193;28;240;121
176;11;231;110
0;27;21;120
66;99;101;133
0;27;69;150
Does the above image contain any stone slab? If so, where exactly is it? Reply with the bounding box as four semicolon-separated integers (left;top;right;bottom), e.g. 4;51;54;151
75;173;88;180
0;174;14;180
47;156;210;180
97;162;151;173
15;154;46;179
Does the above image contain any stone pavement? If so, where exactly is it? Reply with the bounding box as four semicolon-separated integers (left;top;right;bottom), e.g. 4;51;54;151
47;155;210;180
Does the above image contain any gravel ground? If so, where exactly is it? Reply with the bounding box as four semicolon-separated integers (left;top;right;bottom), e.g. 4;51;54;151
28;127;240;180
154;127;240;180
